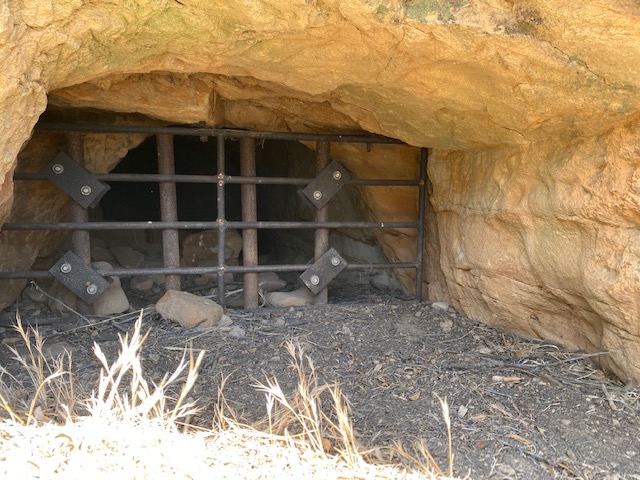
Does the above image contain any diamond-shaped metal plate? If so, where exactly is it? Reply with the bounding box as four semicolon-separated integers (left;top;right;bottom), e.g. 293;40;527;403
301;160;351;209
300;248;347;294
44;152;110;208
49;251;110;304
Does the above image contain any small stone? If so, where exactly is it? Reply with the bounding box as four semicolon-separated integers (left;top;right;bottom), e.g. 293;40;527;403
258;272;287;292
93;276;130;316
495;464;516;477
341;325;353;336
457;405;468;418
131;276;155;291
431;301;450;312
110;245;145;268
265;287;314;307
156;290;223;328
218;314;233;328
560;419;572;426
181;229;242;266
440;319;454;333
228;325;245;337
91;242;117;264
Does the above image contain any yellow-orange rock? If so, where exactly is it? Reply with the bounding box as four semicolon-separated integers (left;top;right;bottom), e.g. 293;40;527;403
0;0;639;379
429;120;640;381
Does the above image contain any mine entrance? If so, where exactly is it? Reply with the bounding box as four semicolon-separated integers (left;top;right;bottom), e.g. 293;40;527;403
4;123;427;312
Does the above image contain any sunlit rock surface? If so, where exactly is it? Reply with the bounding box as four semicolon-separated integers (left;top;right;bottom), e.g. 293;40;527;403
0;0;639;378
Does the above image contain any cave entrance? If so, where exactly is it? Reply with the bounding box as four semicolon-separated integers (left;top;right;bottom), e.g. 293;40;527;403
5;123;427;311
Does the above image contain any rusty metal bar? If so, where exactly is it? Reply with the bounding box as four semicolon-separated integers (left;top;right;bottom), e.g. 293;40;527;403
0;261;418;280
2;220;418;231
36;123;403;144
157;134;181;292
15;171;421;187
9;126;426;305
415;148;428;302
66;132;92;315
314;141;331;304
240;137;259;309
216;135;227;308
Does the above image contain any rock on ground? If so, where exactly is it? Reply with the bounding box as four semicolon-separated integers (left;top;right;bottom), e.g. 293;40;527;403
91;261;130;315
264;287;314;307
156;290;224;328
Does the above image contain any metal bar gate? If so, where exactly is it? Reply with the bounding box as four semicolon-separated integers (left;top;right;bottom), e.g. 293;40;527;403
3;123;428;310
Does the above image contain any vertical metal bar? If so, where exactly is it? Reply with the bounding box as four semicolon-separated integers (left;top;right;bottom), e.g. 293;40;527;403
67;132;92;314
240;137;259;309
415;148;428;302
314;140;330;304
216;135;227;307
157;134;181;291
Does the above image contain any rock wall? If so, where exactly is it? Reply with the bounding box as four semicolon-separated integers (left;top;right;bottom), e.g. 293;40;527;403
1;0;639;378
430;121;640;380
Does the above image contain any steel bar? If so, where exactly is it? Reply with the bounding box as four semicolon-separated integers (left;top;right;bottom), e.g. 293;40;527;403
157;134;181;291
1;220;418;231
216;135;227;307
415;148;428;302
8;125;426;305
35;123;403;144
66;132;92;315
314;140;331;304
0;262;418;280
240;138;259;309
15;171;421;187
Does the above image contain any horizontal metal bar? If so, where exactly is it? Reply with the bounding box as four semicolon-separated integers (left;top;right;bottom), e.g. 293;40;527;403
0;262;417;280
34;123;404;144
2;220;418;231
13;172;421;187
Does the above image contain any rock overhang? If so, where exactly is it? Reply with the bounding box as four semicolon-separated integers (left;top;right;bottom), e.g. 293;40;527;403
23;0;638;150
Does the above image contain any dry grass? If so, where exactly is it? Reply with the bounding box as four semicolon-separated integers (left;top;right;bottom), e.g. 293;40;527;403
0;313;459;479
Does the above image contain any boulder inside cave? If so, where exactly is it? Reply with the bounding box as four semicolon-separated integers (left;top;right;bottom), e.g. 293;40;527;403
0;1;639;380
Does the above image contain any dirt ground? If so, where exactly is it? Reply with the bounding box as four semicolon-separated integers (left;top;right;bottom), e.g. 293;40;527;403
1;274;639;479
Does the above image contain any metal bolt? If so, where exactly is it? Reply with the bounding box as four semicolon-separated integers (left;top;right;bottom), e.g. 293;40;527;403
331;257;341;267
86;284;98;295
332;170;342;180
80;185;92;196
313;190;323;200
310;275;320;286
60;263;71;274
52;164;64;174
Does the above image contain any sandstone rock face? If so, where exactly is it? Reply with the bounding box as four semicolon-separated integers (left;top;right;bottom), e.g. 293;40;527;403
0;133;71;308
0;0;639;378
429;120;640;381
